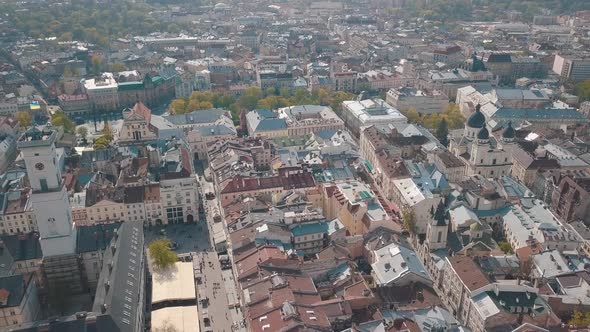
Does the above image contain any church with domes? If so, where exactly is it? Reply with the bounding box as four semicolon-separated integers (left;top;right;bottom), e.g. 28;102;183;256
449;104;514;179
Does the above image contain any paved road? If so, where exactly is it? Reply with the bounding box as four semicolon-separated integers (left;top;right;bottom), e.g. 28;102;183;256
194;251;239;332
144;223;211;254
195;173;246;332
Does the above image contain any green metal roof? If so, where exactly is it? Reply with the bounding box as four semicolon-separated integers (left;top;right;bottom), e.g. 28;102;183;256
117;81;144;91
493;108;587;121
291;221;328;237
152;76;164;85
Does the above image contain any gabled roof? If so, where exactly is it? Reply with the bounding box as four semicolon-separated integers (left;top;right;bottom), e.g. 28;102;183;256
92;221;144;332
125;102;151;124
447;256;490;292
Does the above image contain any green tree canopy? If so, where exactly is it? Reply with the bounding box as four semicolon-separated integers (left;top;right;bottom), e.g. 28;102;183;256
93;136;110;150
237;87;263;111
498;241;514;254
3;0;190;46
403;210;415;234
575;80;590;102
149;238;177;270
51;111;75;133
436;118;449;147
568;310;590;327
76;126;88;139
102;121;114;140
167;87;355;121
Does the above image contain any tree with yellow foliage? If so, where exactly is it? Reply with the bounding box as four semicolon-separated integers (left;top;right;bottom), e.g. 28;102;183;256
15;111;32;128
170;99;187;114
405;108;421;123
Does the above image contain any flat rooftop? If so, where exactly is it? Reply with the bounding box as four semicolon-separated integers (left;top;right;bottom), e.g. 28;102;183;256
342;99;406;123
151;306;200;332
151;262;196;304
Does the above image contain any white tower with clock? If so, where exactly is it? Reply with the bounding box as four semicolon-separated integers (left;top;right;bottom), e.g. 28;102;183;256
18;127;76;257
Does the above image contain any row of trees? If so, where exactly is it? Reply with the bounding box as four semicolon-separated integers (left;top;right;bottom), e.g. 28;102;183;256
403;0;590;23
403;103;465;147
404;103;465;130
3;0;187;46
169;87;355;123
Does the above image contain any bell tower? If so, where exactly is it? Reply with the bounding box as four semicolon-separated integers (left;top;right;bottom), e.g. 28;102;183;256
18;127;76;257
426;201;448;251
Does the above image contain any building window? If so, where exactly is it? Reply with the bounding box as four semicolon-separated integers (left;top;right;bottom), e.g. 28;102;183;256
40;178;48;192
492;159;496;165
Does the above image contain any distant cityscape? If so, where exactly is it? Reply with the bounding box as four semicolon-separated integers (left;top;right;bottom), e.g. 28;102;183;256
0;0;590;332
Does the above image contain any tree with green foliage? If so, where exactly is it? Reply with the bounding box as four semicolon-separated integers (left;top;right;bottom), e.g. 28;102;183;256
257;95;290;110
91;54;102;75
402;103;464;130
109;63;126;73
187;99;213;112
102;121;113;140
436;118;449;147
498;241;513;254
76;126;88;139
170;98;187;114
328;91;355;114
51;111;75;133
237;87;263;111
2;0;190;46
15;111;32;128
568;310;590;327
575;80;590;102
167;87;355;119
93;136;110;150
63;66;73;78
403;210;416;234
405;108;420;123
149;238;177;270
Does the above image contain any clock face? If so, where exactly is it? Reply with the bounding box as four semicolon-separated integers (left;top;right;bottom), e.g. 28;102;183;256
35;163;45;171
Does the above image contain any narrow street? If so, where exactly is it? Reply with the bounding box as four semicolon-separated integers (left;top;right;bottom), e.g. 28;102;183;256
195;170;246;332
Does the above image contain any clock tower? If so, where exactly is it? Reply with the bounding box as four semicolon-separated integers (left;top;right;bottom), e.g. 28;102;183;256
18;127;76;257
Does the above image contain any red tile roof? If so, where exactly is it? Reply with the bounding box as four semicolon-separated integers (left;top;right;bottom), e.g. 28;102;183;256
235;246;286;280
131;101;151;124
220;170;315;194
448;256;491;292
